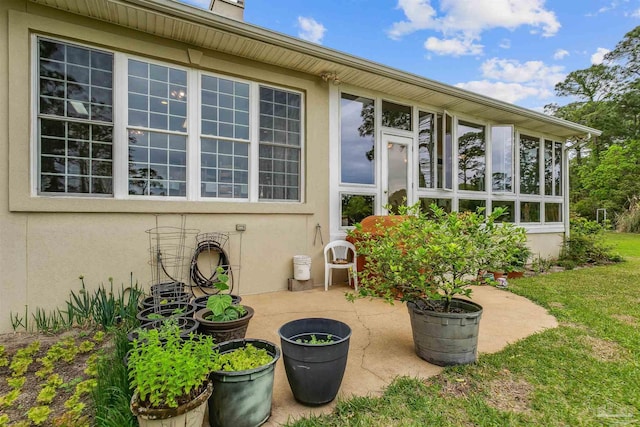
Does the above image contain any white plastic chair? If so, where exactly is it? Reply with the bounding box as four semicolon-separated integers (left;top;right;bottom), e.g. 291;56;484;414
324;240;358;292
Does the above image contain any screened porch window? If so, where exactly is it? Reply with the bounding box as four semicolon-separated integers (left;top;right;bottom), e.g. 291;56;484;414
457;121;486;191
418;111;435;188
340;93;375;185
491;125;513;192
520;134;540;195
381;100;412;131
341;194;375;227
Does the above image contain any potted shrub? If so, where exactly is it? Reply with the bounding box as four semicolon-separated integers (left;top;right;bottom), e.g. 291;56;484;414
194;268;254;343
349;203;510;366
208;338;280;427
128;321;218;426
278;317;352;405
485;226;531;280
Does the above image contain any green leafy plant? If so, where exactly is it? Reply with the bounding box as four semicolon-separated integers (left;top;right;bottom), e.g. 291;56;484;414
36;386;57;404
350;203;516;312
204;267;246;321
559;216;622;268
295;334;335;345
213;344;273;372
128;322;218;409
27;406;51;426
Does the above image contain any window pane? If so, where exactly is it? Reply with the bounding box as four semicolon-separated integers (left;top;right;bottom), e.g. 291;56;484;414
259;86;301;201
544;139;554;196
520;134;540;194
418;111;435;188
521;201;540;222
458;199;486;214
37;39;113;195
381;100;411;131
340;93;375;185
545;203;562;222
491;125;513;192
418;198;452;215
458;121;485;191
201;138;249;199
128;130;186;196
201;75;250;141
554;142;563;196
441;114;453;190
492;200;515;222
341;194;375;227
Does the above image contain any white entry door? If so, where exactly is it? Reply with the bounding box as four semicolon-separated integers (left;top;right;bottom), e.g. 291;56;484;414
382;133;413;213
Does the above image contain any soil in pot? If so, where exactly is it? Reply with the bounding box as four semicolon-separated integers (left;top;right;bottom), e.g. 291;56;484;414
127;317;200;343
208;339;280;427
407;298;483;366
194;306;254;343
278;318;352;406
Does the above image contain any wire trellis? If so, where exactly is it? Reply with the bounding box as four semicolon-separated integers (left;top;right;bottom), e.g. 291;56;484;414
189;231;243;296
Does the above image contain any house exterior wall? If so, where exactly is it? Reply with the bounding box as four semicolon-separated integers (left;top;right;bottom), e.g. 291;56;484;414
0;1;330;332
0;1;570;333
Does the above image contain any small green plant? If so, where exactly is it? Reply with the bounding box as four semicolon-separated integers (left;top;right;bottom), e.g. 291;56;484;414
560;216;622;267
0;414;9;426
205;267;246;321
0;389;20;408
7;377;26;389
9;306;28;332
213;344;273;372
27;406;51;426
295;334;335;344
78;340;95;353
36;386;57;404
128;322;218;409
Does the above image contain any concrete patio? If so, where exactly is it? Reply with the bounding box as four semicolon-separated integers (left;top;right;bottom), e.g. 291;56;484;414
225;283;559;426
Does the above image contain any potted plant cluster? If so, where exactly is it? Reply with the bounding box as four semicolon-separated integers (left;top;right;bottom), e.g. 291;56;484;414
485;226;532;280
278;318;352;406
195;268;254;343
349;203;519;366
128;321;217;426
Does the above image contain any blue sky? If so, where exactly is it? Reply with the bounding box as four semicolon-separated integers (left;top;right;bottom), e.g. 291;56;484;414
179;0;640;111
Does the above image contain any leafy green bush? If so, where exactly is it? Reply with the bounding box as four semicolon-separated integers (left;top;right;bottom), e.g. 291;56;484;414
559;216;622;267
616;197;640;233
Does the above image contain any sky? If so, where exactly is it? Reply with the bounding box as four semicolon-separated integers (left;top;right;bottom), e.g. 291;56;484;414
179;0;640;112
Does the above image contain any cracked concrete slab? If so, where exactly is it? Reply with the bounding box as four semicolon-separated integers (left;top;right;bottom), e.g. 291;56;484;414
204;284;557;426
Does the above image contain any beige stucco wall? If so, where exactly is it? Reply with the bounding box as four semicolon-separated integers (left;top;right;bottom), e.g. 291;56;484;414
0;1;330;332
526;232;564;261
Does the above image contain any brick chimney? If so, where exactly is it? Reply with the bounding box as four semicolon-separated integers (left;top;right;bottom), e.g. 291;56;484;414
209;0;245;21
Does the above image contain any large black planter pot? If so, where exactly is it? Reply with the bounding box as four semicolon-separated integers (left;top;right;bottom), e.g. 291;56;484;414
150;281;185;295
278;317;352;406
208;339;280;427
140;292;192;310
194;307;254;344
127;317;200;343
407;298;483;366
192;294;242;310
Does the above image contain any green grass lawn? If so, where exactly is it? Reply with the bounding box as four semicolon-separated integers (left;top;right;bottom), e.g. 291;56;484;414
288;233;640;426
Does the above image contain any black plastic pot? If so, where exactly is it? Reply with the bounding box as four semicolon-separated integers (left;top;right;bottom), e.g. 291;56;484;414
407;298;483;366
208;339;280;427
192;294;242;310
136;302;197;325
150;281;185;295
127;317;200;342
140;292;192;309
278;318;352;406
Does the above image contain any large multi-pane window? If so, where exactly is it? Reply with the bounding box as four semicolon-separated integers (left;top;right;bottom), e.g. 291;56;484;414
127;60;187;196
201;76;250;199
491;125;513;192
35;38;304;202
520;134;540;195
258;87;301;201
340;94;375;185
458;121;485;191
37;38;114;194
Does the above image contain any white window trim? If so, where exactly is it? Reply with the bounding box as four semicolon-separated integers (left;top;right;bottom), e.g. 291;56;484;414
31;35;305;203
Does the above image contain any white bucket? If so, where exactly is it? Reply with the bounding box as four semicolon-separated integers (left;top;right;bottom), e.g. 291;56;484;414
293;255;312;281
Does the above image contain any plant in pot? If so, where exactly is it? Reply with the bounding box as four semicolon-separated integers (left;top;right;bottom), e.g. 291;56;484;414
349;203;509;366
128;321;218;427
278;318;352;406
484;225;531;280
194;268;254;343
208;338;281;427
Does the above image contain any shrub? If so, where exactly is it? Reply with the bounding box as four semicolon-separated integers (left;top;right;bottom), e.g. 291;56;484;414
560;216;622;266
616;197;640;233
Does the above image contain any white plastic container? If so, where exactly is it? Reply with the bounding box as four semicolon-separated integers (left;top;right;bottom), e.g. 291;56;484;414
293;255;312;281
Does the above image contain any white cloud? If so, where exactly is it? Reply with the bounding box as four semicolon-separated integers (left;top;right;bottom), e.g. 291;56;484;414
499;38;511;49
297;16;326;44
388;0;560;55
456;57;566;105
631;8;640;18
553;49;569;60
455;81;543;104
591;47;610;64
424;36;483;56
